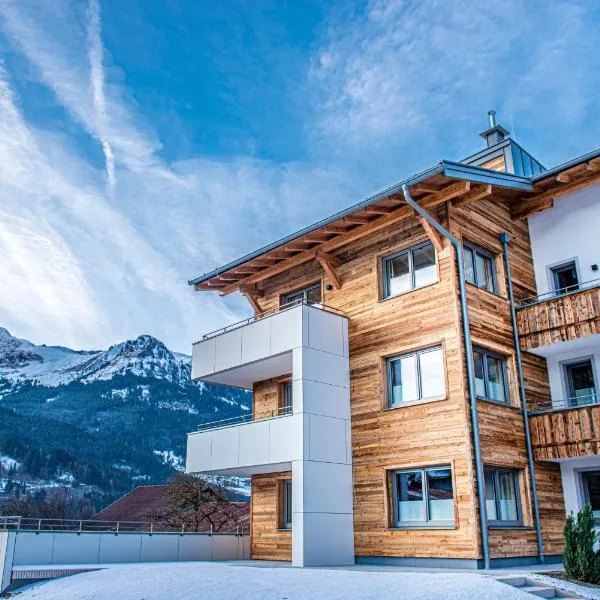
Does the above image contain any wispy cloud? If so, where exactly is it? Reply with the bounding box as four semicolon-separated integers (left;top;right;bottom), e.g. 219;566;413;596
86;0;114;193
310;0;600;163
0;1;359;352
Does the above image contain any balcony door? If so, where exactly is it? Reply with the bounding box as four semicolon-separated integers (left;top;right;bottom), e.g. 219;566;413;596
565;359;597;407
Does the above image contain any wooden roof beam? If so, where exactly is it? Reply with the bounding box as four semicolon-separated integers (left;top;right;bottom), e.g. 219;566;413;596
342;215;370;225
240;285;264;314
316;252;342;290
321;224;351;234
556;173;570;183
413;183;442;194
363;206;394;215
512;169;600;220
452;185;493;208
218;180;471;296
586;157;600;172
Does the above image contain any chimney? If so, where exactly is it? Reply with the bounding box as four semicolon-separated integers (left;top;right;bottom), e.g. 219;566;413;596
479;110;509;148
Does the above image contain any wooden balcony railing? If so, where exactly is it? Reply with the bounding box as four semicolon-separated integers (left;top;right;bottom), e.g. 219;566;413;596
516;280;600;351
529;399;600;461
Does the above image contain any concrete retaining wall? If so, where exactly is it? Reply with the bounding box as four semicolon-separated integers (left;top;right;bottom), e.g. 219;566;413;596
1;531;250;591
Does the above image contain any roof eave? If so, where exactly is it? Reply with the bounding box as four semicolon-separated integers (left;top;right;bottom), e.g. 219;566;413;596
188;161;533;287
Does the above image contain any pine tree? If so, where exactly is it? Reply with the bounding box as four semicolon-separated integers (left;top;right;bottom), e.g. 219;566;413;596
564;504;600;583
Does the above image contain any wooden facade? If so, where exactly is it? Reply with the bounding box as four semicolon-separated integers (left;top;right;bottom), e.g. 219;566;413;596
250;471;292;561
530;406;600;461
517;286;600;351
193;154;600;564
244;189;565;562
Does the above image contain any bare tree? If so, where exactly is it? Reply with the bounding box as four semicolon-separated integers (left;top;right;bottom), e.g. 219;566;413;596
147;473;242;532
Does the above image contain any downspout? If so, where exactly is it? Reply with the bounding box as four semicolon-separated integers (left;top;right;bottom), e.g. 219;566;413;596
499;232;545;563
401;184;491;570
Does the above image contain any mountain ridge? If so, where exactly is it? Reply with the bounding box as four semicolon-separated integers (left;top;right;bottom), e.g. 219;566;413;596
0;327;250;507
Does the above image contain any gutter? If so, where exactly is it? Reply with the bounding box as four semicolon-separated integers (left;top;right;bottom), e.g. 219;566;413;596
499;232;544;564
401;184;491;570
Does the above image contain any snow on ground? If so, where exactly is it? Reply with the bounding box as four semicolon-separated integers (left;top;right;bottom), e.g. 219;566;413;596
531;573;600;599
0;453;22;471
13;562;532;600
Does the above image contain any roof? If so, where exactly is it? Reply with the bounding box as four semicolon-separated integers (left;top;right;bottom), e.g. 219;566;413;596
189;145;600;296
93;485;170;522
93;485;249;531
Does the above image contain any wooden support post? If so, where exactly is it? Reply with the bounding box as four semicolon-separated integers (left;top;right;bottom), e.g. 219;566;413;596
240;285;264;314
316;252;342;290
415;214;445;253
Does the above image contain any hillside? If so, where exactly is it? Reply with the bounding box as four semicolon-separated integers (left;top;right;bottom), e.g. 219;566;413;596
0;328;251;508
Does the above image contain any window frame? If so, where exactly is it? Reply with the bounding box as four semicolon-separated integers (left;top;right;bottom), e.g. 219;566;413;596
473;347;510;405
281;282;322;307
563;357;597;407
281;381;294;414
390;465;455;528
386;345;446;409
382;241;437;300
280;479;292;530
550;260;579;295
581;470;600;522
484;467;522;527
463;242;498;294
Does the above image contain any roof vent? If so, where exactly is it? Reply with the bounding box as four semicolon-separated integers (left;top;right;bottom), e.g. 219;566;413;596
479;110;509;148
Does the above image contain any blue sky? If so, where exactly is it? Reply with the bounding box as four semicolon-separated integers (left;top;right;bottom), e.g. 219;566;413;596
1;0;600;353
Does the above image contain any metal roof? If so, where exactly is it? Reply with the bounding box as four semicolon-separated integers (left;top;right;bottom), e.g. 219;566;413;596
188;160;534;286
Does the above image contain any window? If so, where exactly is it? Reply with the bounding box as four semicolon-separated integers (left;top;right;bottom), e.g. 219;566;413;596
473;348;509;404
551;261;579;295
383;242;436;299
387;346;445;407
565;359;597;407
281;479;292;529
281;381;293;414
484;468;521;525
463;243;497;293
282;283;322;307
582;471;600;520
392;466;454;527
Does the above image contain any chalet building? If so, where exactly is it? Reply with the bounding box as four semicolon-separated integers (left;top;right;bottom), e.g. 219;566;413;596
185;112;600;568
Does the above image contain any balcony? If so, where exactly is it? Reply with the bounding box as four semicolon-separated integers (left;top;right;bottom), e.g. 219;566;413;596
192;301;348;389
516;279;600;353
529;394;600;461
186;301;354;566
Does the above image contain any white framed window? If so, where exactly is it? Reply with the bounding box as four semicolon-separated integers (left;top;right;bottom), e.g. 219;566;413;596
463;242;497;293
382;242;436;299
386;346;445;408
391;466;454;527
484;468;521;526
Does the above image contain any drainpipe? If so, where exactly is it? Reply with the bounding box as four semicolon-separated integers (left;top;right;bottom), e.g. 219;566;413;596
402;184;491;570
499;232;545;564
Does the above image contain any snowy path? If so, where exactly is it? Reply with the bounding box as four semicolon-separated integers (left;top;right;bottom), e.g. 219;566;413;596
14;561;531;599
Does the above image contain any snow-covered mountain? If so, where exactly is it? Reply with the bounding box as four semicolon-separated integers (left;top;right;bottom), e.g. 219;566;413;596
0;328;250;507
0;328;191;389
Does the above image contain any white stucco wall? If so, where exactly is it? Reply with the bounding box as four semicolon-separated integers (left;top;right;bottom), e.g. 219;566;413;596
540;337;600;408
559;456;600;516
187;304;354;567
528;181;600;296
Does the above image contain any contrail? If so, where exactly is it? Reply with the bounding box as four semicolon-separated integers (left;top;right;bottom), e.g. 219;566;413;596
87;0;115;193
